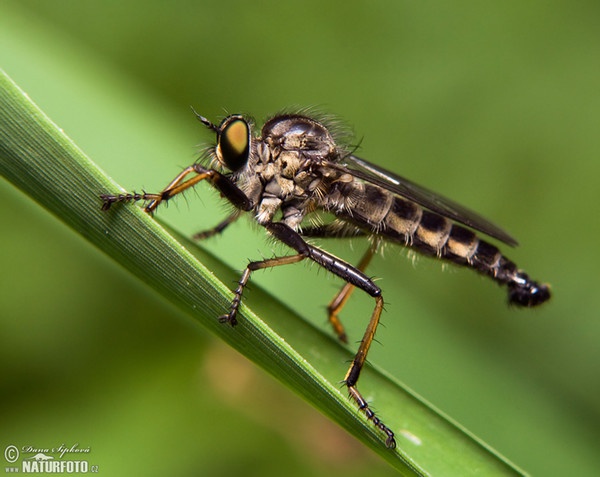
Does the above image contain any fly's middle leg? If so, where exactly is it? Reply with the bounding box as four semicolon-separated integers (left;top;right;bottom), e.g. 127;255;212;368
193;211;241;240
219;253;306;326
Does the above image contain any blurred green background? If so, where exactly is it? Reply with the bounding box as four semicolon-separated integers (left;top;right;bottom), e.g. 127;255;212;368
1;1;599;475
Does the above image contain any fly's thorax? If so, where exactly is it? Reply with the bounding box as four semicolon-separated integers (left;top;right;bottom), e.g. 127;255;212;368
247;138;320;226
261;114;338;160
249;113;357;227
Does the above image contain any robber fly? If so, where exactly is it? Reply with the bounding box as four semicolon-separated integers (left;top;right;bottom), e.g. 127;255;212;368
101;110;551;449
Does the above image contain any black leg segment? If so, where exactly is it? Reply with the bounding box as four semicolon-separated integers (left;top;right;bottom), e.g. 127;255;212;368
263;222;396;448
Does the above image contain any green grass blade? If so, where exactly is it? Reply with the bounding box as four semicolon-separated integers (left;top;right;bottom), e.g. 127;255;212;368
0;69;526;476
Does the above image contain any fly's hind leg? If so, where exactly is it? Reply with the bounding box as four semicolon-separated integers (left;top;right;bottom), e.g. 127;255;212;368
344;294;395;448
327;242;378;343
265;223;396;449
300;223;378;343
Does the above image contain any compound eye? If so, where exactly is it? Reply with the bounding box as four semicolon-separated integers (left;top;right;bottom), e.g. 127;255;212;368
217;117;250;171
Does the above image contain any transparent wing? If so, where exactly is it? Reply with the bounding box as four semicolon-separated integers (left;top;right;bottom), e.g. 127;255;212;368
341;155;518;246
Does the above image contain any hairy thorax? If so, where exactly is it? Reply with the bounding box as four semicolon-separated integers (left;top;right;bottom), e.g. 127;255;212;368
239;115;362;230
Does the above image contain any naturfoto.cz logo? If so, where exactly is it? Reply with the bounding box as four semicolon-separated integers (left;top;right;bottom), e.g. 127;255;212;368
4;443;98;473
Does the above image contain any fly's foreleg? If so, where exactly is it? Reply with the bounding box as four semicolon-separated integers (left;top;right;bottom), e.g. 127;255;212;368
100;164;253;213
266;222;396;449
101;165;204;212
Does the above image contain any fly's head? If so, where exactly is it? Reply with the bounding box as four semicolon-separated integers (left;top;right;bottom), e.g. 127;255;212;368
193;110;252;173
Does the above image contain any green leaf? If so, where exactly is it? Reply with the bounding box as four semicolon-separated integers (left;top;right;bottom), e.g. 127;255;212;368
0;69;526;476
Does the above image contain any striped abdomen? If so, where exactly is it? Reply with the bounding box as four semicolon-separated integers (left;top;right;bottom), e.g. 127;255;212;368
343;183;550;307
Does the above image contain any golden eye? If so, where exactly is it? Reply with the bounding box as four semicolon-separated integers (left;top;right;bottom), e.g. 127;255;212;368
218;117;250;171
